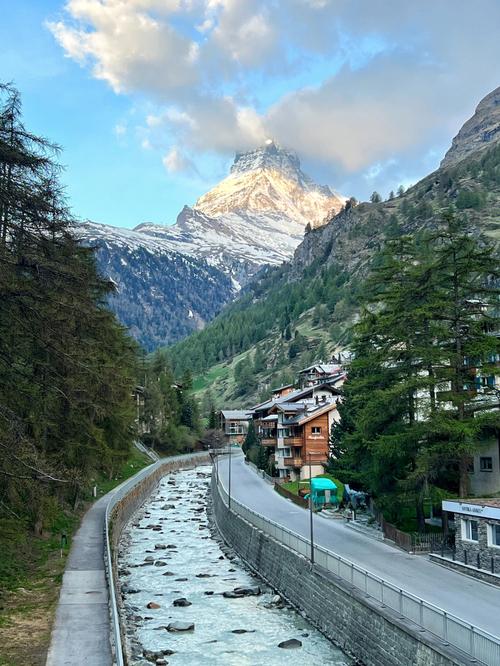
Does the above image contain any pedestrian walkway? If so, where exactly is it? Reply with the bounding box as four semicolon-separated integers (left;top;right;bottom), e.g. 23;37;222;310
46;494;113;666
217;454;500;639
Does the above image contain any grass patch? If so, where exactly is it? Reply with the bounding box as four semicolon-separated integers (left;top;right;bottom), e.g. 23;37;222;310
94;447;151;496
282;473;344;504
192;362;229;393
0;446;151;666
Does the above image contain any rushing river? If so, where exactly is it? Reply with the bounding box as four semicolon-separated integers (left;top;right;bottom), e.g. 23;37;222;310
119;465;351;665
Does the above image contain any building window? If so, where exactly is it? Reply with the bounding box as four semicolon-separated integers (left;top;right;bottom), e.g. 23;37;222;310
489;524;500;548
462;519;479;542
480;457;493;472
311;426;322;435
228;423;244;435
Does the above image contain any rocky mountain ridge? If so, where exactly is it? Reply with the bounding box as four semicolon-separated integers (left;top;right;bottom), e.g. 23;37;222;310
441;85;500;167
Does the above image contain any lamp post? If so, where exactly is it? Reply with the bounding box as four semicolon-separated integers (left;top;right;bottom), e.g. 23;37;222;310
308;451;314;564
228;438;232;510
307;450;323;565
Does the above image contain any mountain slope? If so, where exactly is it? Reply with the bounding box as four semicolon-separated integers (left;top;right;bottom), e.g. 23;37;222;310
166;88;500;408
442;86;500;167
80;142;344;350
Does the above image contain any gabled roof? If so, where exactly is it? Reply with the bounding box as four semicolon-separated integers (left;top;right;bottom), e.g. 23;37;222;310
261;414;278;422
299;362;341;374
284;401;338;425
220;410;251;420
272;383;295;392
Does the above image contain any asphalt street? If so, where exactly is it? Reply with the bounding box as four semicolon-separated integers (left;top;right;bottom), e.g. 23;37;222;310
218;453;500;638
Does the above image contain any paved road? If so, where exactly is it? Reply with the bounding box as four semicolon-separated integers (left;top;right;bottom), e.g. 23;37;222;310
218;454;500;638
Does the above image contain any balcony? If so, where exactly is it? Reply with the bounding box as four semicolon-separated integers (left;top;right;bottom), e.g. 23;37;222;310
283;457;303;467
284;436;303;446
261;438;277;447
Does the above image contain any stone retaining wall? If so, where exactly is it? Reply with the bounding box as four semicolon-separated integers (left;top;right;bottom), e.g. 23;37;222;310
211;476;472;666
106;452;211;664
429;553;500;587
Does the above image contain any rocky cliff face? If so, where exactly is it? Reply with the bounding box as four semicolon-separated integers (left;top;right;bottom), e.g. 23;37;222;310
79;142;344;350
441;86;500;167
195;140;343;228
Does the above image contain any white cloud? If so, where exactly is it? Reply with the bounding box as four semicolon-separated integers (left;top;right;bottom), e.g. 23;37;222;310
48;0;500;193
114;122;126;136
163;146;197;173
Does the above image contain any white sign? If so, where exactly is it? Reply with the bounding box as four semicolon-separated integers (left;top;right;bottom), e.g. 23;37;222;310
443;500;500;521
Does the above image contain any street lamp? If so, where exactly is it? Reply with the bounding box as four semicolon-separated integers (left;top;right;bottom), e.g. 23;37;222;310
228;437;232;510
307;450;322;565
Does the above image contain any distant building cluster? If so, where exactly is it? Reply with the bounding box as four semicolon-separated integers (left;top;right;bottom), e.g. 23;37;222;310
218;361;346;480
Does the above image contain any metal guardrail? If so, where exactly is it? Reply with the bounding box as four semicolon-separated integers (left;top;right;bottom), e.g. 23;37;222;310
214;471;500;666
104;452;210;666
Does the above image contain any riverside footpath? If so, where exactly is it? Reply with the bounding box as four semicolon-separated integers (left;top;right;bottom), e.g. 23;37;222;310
217;454;500;640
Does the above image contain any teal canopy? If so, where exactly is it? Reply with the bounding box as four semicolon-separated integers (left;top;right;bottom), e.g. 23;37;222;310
311;478;337;491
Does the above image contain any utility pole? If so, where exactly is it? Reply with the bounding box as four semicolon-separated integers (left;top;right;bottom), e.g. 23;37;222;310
228;439;232;510
308;451;314;564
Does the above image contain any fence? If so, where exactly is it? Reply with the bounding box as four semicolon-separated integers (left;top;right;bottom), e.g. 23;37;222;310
274;482;308;508
372;504;449;554
214;471;500;666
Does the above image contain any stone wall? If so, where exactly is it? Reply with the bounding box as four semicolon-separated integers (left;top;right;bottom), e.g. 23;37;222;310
211;478;471;666
429;553;500;587
453;514;500;573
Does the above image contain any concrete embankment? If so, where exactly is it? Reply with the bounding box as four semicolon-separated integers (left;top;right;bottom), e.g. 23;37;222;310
211;472;474;666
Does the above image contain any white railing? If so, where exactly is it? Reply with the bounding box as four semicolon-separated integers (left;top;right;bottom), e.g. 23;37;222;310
214;471;500;666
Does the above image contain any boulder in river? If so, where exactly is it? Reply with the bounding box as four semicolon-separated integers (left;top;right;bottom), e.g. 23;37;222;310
155;544;167;550
278;639;302;649
166;621;195;632
173;597;192;607
233;586;261;597
146;602;161;609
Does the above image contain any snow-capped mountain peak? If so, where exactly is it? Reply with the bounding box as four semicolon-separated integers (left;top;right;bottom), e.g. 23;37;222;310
194;141;344;228
78;143;346;349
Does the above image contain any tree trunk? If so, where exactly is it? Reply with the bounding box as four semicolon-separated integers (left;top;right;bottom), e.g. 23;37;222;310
458;456;470;498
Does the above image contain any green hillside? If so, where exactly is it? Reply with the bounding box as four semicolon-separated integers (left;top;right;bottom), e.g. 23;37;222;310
167;142;500;411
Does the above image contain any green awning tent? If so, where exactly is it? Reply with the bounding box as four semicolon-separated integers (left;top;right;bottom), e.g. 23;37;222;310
308;478;338;508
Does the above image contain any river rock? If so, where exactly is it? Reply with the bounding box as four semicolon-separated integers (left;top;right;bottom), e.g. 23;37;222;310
166;621;195;632
278;639;302;649
144;556;154;562
234;586;261;596
162;571;175;576
231;629;255;634
195;573;212;578
155;561;168;567
155;544;167;550
146;601;161;609
173;597;192;607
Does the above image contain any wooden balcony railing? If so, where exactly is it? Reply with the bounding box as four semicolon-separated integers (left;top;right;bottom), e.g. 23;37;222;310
261;438;277;447
284;436;303;446
283;457;304;467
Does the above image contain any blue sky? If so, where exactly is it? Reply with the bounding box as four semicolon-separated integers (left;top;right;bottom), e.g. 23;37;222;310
1;1;499;230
